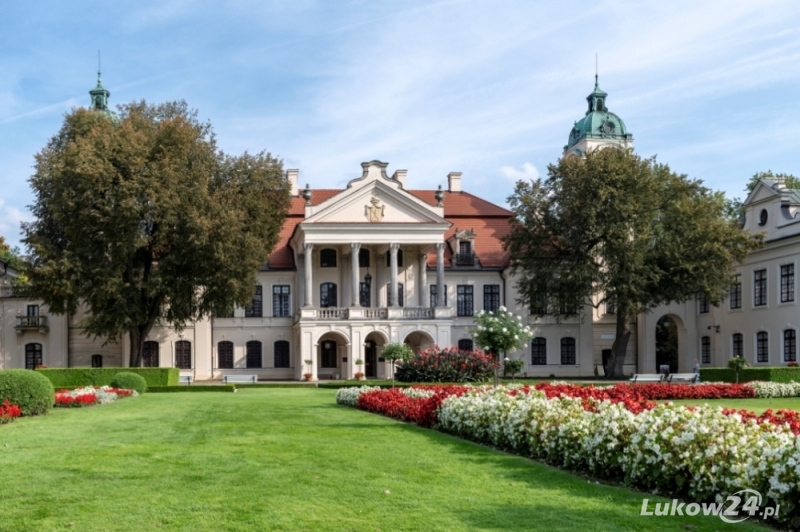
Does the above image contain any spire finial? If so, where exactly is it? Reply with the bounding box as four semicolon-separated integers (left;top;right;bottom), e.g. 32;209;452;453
595;53;598;88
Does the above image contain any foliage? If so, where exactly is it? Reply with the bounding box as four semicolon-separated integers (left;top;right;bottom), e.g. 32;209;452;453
0;399;22;424
110;372;147;394
727;356;750;372
0;369;54;416
356;386;470;428
147;385;236;393
22;101;291;366
36;368;178;387
381;342;414;386
503;358;525;379
504;148;762;377
0;235;24;271
725;170;800;221
700;366;800;383
335;385;381;406
470;307;532;356
394;346;498;383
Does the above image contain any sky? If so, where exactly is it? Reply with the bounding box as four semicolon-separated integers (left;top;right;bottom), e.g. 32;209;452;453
1;0;800;249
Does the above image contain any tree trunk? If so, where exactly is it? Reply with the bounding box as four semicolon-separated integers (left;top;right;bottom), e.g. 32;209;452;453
128;313;159;367
605;314;632;379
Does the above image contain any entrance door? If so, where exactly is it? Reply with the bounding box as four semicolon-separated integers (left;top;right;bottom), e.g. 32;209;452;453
365;341;377;378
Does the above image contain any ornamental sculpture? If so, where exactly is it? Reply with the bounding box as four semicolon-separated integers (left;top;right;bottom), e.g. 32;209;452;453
365;196;385;222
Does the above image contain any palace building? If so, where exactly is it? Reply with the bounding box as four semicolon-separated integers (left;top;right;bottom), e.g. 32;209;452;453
0;75;797;379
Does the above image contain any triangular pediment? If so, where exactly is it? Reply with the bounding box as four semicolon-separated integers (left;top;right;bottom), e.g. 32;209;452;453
744;180;781;206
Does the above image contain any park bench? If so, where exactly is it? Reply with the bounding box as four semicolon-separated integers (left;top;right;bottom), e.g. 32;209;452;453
629;374;664;383
222;375;258;384
179;375;193;385
667;373;699;384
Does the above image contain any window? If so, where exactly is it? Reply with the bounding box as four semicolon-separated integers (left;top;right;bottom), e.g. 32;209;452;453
757;332;769;363
218;341;234;369
701;336;711;364
459;241;471;256
604;299;615;315
559;292;577;315
560;338;576;365
386;283;404;307
27;305;39;316
457;285;474;316
321;341;337;368
699;298;710;314
730;274;742;309
246;340;262;369
274;341;291;368
456;241;475;265
457;339;474;352
320;283;337;308
754;269;767;306
25;343;42;369
759;209;768;226
175;340;192;369
531;338;547;365
483;285;500;312
359;282;370;307
784;330;797;362
430;284;447;307
386;249;403;267
143;341;159;367
272;285;291;317
320;249;337;267
358;248;370;268
245;285;263;317
732;333;743;358
530;292;547;315
781;264;795;303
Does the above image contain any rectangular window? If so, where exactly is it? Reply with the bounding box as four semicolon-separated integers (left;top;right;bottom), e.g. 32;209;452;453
730;274;742;309
560;338;576;365
754;269;767;306
604;299;615;315
359;282;370;308
175;340;192;369
91;354;103;368
217;341;233;369
457;285;473;317
457;339;474;351
245;285;263;317
531;338;547;365
757;332;769;363
732;333;743;358
320;283;337;308
781;264;795;303
272;285;290;317
430;284;447;307
27;305;39;316
274;341;291;368
699;298;710;314
483;285;500;312
358;248;370;268
784;330;797;362
559;292;577;315
320;249;337;268
701;336;711;364
530;292;547;315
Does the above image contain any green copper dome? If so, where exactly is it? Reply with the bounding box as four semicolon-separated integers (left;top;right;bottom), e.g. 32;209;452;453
564;77;632;153
89;71;118;122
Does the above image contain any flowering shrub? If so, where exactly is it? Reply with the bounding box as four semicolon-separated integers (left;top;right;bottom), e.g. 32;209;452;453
54;386;137;408
335;386;380;407
394;346;497;383
0;399;22;424
470;307;532;355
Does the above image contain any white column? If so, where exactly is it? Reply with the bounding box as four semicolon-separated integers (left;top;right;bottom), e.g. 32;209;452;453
303;243;313;308
435;242;445;307
351;242;361;307
389;243;399;307
419;251;428;307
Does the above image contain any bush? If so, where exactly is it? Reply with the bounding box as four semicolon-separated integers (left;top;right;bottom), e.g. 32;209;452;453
36;368;179;388
394;346;497;383
700;366;800;383
110;372;147;394
0;369;54;416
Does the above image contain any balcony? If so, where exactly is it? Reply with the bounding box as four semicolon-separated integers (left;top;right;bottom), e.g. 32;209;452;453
454;253;477;266
15;315;49;334
298;307;447;321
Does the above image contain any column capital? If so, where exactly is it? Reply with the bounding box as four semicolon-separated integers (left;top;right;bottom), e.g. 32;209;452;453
350;242;361;252
304;242;314;254
435;242;446;252
389;242;400;253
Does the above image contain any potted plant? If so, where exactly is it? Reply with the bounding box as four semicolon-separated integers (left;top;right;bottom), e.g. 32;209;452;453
354;358;365;380
303;359;313;381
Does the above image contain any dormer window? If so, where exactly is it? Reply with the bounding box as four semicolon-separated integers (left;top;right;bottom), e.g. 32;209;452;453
758;209;768;226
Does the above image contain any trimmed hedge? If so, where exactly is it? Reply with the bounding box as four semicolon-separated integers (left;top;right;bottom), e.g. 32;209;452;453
700;366;800;383
0;369;54;416
110;372;147;394
36;368;179;388
147;385;236;393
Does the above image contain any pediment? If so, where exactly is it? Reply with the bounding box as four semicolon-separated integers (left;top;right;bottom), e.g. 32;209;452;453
744;181;780;206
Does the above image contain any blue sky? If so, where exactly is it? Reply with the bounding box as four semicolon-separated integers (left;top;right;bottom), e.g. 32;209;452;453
2;1;800;248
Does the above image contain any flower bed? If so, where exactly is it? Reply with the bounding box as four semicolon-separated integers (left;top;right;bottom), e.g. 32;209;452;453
0;399;22;424
54;386;137;408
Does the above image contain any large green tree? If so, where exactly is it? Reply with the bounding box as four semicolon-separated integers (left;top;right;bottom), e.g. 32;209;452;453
504;147;762;378
23;101;290;366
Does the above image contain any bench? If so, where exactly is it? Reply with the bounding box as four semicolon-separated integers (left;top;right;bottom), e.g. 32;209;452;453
667;373;699;384
222;375;258;384
629;374;664;383
179;375;193;385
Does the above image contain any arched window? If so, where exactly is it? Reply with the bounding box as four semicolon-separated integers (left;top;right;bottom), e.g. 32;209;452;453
320;248;337;267
218;341;234;369
91;354;103;368
175;340;192;369
320;283;337;308
531;338;547;365
274;341;290;368
246;340;262;369
25;343;42;370
560;338;576;365
386;249;403;267
757;332;769;363
320;340;337;368
732;333;744;357
784;329;796;362
358;248;370;268
457;339;474;352
142;341;160;367
701;336;711;364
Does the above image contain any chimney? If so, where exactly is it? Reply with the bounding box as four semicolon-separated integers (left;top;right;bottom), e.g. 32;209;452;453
286;169;299;196
448;172;462;193
391;169;407;188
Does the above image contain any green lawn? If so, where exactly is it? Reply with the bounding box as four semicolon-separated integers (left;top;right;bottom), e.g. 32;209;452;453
0;389;769;532
669;397;800;413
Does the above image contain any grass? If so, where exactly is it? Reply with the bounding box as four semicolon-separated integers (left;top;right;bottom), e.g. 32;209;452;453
0;389;771;532
669;397;800;413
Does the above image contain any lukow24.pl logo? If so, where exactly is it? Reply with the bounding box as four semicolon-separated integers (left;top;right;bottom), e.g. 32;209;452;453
641;489;779;523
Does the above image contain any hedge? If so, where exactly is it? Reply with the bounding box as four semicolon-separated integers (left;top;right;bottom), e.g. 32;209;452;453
700;366;800;383
147;385;236;393
36;368;179;388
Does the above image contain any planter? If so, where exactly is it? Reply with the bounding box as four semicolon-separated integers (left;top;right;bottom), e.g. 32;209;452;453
303;373;313;381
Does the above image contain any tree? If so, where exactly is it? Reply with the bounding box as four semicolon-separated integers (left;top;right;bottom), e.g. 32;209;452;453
470;307;531;385
23;101;290;366
381;343;413;387
504;147;762;378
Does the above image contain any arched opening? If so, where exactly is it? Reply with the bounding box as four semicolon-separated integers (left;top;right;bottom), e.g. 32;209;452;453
403;330;435;354
656;316;679;373
317;331;348;379
363;331;388;378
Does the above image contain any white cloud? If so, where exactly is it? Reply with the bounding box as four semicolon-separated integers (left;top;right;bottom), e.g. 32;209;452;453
499;162;539;183
0;198;33;249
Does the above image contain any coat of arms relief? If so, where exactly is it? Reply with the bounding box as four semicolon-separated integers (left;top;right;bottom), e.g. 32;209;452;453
365;196;385;222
